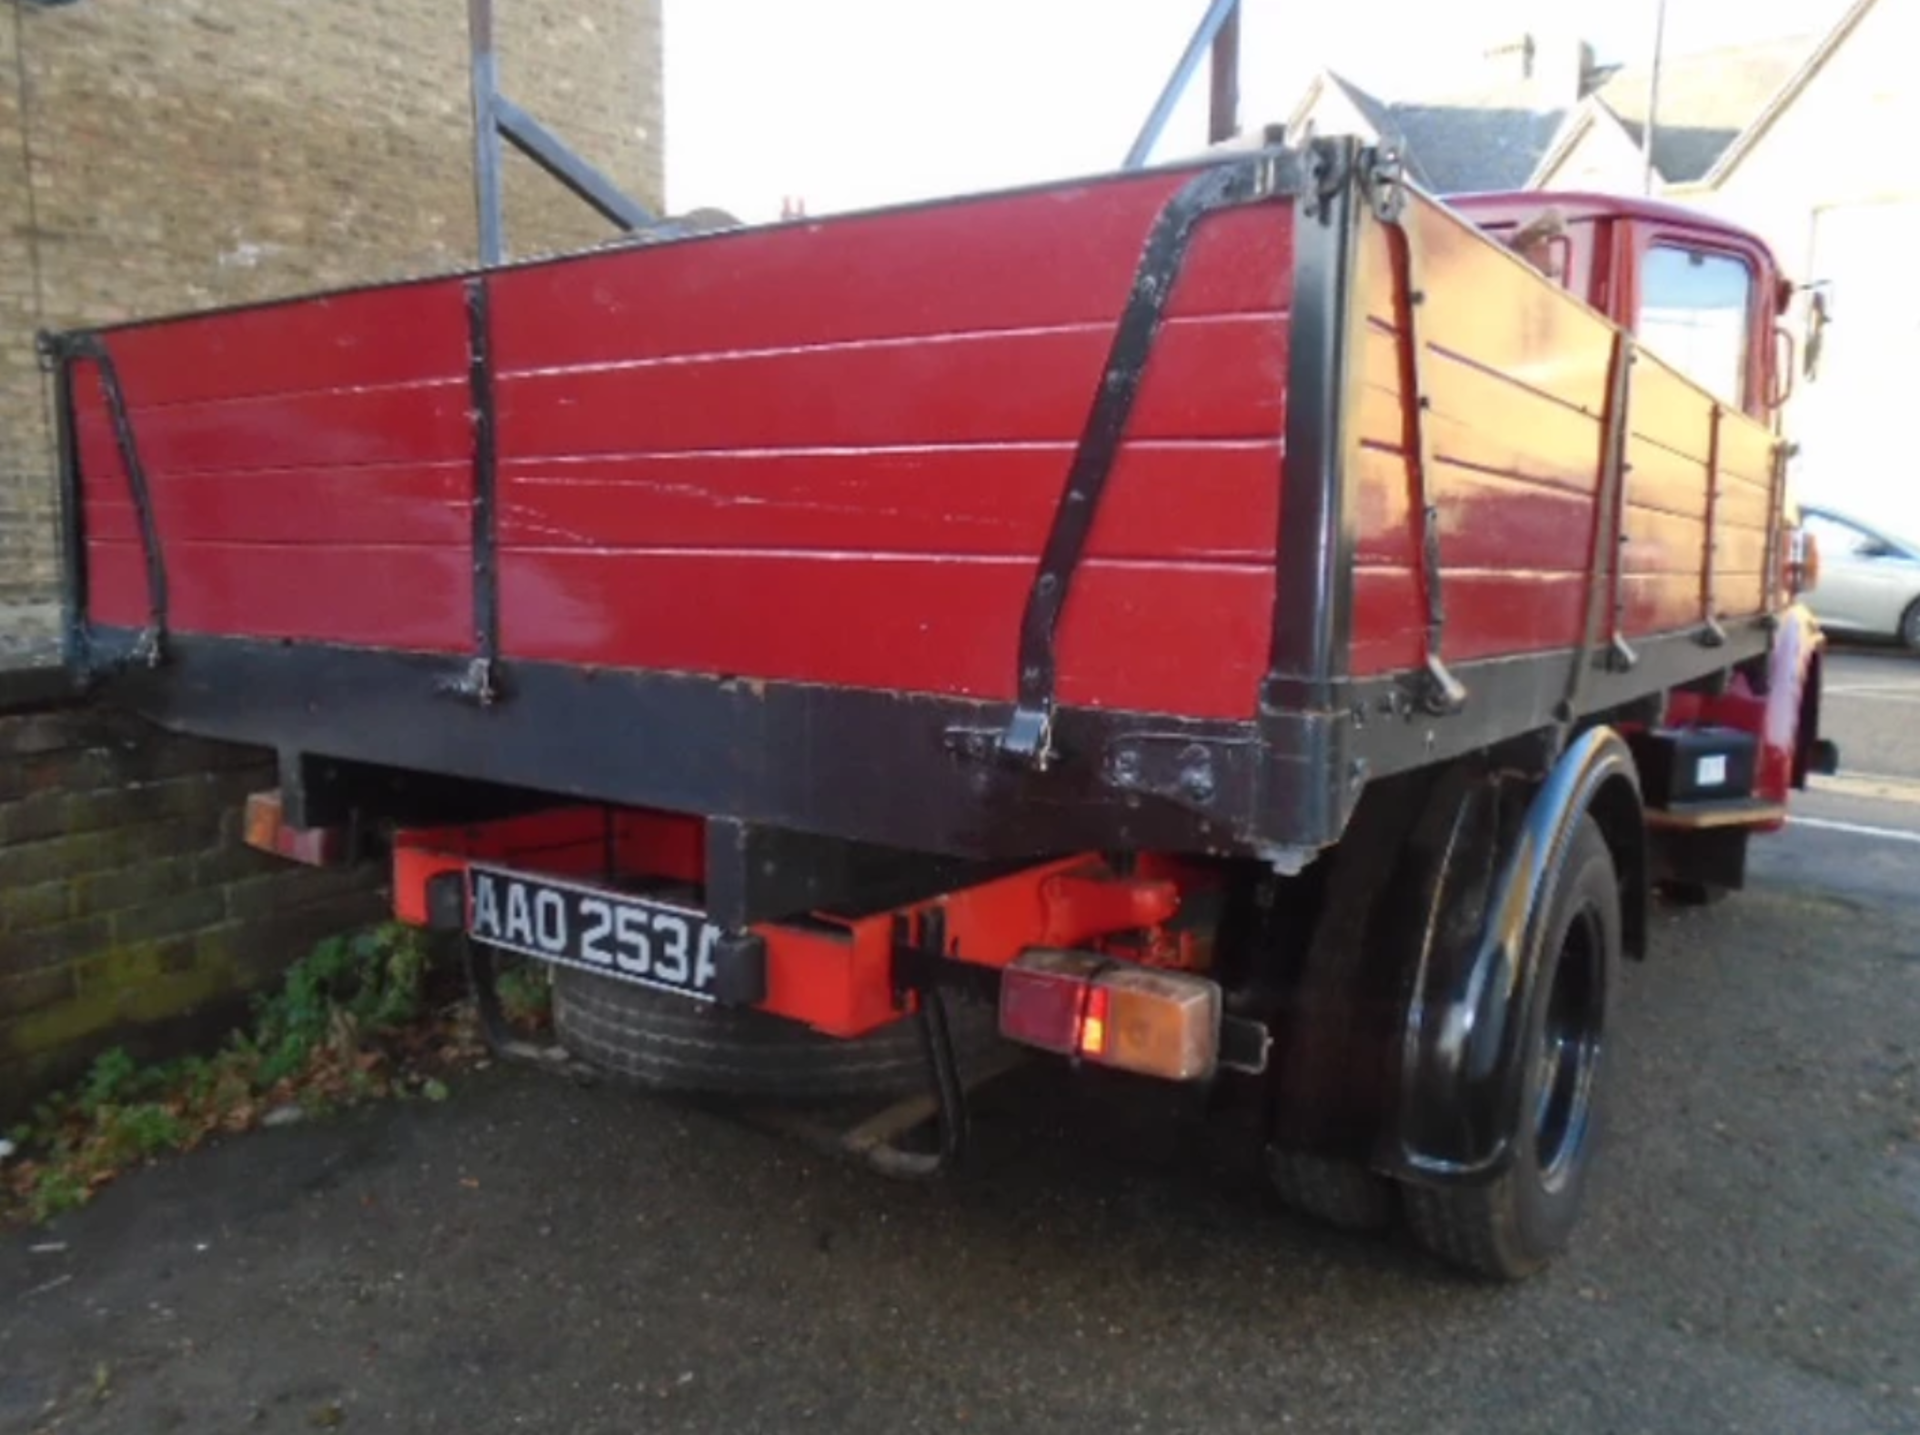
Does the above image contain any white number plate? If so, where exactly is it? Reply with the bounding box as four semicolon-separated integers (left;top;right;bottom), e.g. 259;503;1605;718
466;866;723;1002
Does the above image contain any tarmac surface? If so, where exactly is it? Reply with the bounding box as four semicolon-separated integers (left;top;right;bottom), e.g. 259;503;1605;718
4;649;1918;1435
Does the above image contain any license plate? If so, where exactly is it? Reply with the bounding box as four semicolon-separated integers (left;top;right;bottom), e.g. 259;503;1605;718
466;865;723;1002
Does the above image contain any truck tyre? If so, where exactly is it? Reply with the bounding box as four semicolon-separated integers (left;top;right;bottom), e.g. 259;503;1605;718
552;967;1004;1103
1402;816;1620;1280
1267;1151;1397;1232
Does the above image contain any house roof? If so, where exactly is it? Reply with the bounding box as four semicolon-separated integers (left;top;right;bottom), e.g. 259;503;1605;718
1382;103;1568;194
1586;33;1814;182
1701;0;1881;184
1292;11;1850;198
1289;71;1569;194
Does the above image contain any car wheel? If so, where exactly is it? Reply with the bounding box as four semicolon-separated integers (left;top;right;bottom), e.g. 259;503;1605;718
1900;598;1920;652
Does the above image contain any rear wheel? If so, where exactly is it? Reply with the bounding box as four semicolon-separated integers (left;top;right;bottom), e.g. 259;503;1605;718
1267;1151;1397;1232
1402;816;1620;1280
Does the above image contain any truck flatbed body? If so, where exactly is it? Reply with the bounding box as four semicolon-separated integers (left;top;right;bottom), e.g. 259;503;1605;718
50;140;1784;860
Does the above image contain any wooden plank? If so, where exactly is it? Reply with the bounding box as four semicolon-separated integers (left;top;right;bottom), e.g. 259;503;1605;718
76;381;472;476
88;463;473;547
496;550;1274;719
497;442;1282;563
97;280;471;408
87;539;472;650
493;314;1288;459
489;183;1293;371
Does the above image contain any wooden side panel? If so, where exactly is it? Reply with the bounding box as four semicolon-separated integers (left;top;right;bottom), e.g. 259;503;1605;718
1348;194;1614;677
1346;188;1780;678
75;281;475;651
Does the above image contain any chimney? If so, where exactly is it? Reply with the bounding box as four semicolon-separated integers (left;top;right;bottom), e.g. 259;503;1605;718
1484;32;1601;108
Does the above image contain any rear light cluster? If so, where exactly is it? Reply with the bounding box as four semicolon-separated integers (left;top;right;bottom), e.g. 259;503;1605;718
997;949;1221;1081
1787;523;1821;598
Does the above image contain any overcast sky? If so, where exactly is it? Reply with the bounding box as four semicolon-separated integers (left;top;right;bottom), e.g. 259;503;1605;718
662;0;1852;221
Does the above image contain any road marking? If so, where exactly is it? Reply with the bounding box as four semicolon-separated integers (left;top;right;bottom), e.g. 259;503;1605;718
1825;682;1920;696
1813;771;1920;804
1789;815;1920;845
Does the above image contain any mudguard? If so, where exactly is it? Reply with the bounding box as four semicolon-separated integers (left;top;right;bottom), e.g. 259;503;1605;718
1666;602;1828;810
1383;727;1644;1184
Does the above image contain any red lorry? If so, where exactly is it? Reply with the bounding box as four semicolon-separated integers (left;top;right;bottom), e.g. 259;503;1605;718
44;131;1831;1279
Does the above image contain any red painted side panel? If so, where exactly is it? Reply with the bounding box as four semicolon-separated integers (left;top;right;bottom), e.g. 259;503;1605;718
75;172;1292;717
482;176;1292;718
75;280;475;650
72;166;1780;725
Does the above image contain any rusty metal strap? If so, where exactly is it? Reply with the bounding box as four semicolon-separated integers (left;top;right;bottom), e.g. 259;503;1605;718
1699;405;1727;647
42;331;167;668
1370;155;1466;718
996;147;1302;770
1561;329;1637;726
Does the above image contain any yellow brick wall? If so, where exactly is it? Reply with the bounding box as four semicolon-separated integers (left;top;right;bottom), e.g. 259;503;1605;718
0;0;665;660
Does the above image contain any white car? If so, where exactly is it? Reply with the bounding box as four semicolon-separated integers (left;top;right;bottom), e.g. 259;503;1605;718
1799;506;1920;650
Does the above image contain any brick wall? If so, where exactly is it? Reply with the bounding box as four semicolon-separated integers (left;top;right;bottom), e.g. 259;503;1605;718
1;707;385;1116
0;0;666;657
0;0;662;1108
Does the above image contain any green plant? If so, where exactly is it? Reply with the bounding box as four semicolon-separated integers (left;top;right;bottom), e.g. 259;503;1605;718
495;961;552;1025
251;924;431;1085
28;1168;89;1223
4;921;459;1226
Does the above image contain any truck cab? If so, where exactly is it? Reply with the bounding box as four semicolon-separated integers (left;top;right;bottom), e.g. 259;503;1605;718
1452;192;1794;428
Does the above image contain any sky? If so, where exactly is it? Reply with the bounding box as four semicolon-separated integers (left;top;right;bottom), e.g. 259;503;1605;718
662;0;1853;222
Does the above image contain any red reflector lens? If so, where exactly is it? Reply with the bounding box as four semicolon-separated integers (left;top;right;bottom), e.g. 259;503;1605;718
998;949;1103;1054
1075;986;1110;1058
1000;950;1222;1082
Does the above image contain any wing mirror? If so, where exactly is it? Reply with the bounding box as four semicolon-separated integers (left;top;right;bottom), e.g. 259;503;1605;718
1803;285;1831;382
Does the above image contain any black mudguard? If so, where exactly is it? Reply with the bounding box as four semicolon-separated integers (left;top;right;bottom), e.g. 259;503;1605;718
1382;726;1645;1184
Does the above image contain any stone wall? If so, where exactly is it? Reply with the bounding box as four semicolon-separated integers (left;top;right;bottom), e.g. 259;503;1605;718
0;0;665;658
0;706;384;1116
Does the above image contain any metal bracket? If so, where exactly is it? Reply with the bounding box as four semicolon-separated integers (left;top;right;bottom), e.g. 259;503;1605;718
1372;153;1465;719
1364;140;1410;223
437;656;502;706
997;149;1300;770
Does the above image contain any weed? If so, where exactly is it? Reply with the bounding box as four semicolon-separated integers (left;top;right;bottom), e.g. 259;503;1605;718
3;922;464;1226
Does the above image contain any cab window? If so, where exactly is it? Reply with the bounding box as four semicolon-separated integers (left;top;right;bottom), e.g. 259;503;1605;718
1638;245;1754;407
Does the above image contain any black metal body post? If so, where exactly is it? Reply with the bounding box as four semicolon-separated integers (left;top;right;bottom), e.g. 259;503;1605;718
1124;0;1244;169
469;0;506;267
467;0;658;266
1208;1;1241;147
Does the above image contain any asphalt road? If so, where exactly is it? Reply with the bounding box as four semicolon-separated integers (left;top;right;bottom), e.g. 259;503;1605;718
4;650;1919;1435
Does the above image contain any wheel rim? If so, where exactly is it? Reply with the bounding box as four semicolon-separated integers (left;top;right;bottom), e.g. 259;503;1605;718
1533;904;1605;1191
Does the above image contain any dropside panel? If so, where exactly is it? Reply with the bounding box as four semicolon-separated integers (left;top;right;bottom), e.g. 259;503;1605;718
1349;190;1614;675
484;179;1293;719
1346;187;1779;677
74;282;476;652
